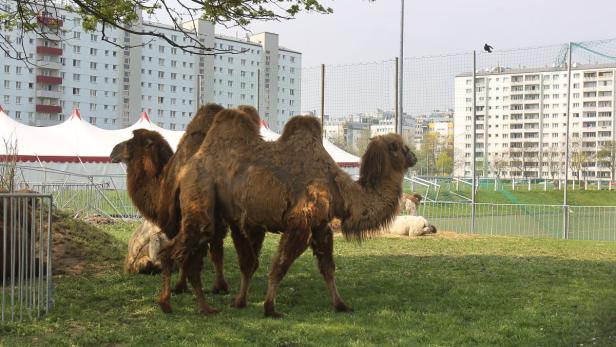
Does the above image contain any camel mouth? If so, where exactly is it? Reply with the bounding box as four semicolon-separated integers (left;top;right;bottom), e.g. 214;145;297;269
406;152;418;168
110;143;128;163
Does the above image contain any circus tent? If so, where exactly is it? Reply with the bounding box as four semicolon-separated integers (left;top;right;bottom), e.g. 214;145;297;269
0;108;360;185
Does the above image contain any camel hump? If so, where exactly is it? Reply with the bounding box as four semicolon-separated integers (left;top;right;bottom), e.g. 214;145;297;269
184;103;224;136
209;108;260;141
278;116;322;143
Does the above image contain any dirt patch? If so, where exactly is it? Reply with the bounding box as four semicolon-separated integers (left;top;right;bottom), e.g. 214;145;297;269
51;212;123;275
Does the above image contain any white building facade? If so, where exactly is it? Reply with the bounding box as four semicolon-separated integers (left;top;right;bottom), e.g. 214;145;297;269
454;64;616;179
0;4;300;132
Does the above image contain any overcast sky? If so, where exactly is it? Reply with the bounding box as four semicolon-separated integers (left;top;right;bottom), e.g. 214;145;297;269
216;0;616;67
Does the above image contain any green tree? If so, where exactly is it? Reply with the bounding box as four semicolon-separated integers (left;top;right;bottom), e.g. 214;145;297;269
597;140;616;182
0;0;336;61
435;151;453;176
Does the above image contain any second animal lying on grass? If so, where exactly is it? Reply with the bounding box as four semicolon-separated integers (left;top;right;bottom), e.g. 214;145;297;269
386;215;437;236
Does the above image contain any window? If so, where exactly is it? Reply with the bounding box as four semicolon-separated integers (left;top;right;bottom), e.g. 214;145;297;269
158;71;164;78
73;73;80;81
90;47;97;55
73;31;80;39
90;62;97;69
73;46;81;54
90;76;97;83
72;88;80;95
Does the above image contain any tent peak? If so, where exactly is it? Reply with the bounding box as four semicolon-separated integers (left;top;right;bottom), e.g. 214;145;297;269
139;111;151;123
70;108;81;120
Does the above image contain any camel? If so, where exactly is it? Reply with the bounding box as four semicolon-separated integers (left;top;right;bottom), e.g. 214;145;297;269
401;193;423;215
112;103;230;294
158;108;417;317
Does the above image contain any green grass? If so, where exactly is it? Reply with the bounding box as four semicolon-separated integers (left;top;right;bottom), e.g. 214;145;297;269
2;222;616;346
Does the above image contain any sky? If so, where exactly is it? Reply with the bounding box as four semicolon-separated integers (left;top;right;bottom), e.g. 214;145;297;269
214;0;616;67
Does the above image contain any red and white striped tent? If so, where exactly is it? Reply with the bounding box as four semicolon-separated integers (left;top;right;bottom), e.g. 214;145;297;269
0;108;359;184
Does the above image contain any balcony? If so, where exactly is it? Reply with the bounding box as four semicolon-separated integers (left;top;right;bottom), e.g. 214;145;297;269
37;46;63;56
37;15;63;27
35;89;62;99
36;75;62;85
36;104;61;113
36;60;62;70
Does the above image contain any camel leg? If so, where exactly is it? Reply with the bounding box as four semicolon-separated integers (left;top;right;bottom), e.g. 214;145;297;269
209;225;229;294
186;248;221;315
158;244;174;313
171;260;190;294
263;230;311;318
311;226;353;313
230;227;263;308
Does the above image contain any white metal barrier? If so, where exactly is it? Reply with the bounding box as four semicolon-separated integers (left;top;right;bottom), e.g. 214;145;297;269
1;193;53;321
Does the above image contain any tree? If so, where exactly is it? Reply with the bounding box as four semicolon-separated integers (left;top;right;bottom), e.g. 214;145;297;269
570;140;594;185
597;140;616;182
435;151;453;176
353;128;371;156
417;131;439;176
0;0;335;63
490;153;508;179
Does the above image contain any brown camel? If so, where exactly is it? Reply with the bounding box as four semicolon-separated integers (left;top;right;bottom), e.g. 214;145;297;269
159;108;416;317
112;103;229;295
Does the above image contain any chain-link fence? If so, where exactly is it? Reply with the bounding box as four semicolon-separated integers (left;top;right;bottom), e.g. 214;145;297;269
300;38;616;240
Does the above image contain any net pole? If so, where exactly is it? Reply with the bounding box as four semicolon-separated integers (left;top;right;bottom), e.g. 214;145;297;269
563;42;573;239
472;50;477;233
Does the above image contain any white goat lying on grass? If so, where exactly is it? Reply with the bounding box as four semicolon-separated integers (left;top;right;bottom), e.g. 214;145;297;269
387;215;437;236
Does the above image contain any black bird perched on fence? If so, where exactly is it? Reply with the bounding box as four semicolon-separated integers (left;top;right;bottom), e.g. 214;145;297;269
484;43;494;53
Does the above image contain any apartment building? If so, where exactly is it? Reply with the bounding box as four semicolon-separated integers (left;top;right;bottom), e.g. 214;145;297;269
0;4;300;132
454;64;616;179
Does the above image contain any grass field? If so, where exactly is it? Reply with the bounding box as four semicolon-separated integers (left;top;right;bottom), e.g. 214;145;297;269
2;222;616;346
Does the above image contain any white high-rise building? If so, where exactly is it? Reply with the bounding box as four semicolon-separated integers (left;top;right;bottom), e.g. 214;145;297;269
454;64;616;179
0;4;301;132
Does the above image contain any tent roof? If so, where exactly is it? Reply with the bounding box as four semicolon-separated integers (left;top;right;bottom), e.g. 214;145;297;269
0;108;359;167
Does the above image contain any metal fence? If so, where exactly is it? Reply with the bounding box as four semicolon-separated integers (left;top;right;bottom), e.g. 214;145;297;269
418;201;616;241
1;193;53;322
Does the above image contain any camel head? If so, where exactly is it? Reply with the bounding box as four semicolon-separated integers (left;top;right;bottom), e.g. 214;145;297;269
111;129;173;178
358;134;417;189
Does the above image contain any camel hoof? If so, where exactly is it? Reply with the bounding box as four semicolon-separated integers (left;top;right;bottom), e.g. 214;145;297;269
231;297;247;309
211;281;229;295
334;303;354;313
199;306;221;315
171;284;190;295
159;302;173;314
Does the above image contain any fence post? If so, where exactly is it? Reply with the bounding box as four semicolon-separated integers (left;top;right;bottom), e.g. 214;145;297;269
563;41;573;240
528;180;531;191
320;64;325;140
471;51;478;233
395;57;399;135
544;179;547;191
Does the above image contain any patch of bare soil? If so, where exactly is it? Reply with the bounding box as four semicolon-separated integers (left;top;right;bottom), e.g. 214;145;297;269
51;212;122;275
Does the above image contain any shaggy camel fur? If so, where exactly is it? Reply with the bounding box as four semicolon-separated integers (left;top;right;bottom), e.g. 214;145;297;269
158;108;417;317
401;193;422;215
387;215;437;236
112;103;230;295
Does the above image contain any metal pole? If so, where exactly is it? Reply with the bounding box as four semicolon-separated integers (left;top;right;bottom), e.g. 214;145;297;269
563;42;573;239
257;69;261;113
320;63;325;139
395;57;399;134
471;50;477;233
398;0;404;135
